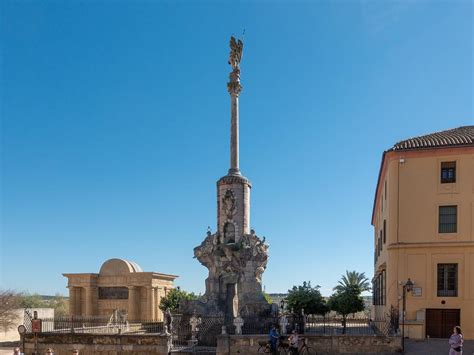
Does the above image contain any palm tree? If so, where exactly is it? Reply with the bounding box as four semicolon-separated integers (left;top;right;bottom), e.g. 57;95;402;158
333;270;371;293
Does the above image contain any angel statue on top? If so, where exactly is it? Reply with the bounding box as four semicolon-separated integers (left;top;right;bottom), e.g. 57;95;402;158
228;36;243;70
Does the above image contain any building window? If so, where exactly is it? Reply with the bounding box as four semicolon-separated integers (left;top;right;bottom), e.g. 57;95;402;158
439;206;457;233
441;161;456;183
378;231;382;254
437;264;458;297
373;271;386;305
383;220;386;244
382;270;386;305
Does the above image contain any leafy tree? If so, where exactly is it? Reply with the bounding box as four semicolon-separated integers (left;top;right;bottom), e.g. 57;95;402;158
328;285;365;334
18;293;47;309
333;270;371;293
0;290;21;331
286;281;328;315
50;294;69;317
159;287;198;312
263;292;273;304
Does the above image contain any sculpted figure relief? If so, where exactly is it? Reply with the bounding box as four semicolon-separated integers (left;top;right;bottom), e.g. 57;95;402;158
228;36;243;70
222;189;237;219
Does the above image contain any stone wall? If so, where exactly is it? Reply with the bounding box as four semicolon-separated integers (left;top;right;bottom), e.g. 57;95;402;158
23;333;170;355
0;308;54;342
216;334;402;354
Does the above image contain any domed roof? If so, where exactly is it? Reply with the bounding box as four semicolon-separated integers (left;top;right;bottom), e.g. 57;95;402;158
99;258;143;275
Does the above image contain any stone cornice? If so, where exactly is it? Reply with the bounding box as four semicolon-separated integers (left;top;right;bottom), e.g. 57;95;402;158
217;174;251;187
387;241;474;250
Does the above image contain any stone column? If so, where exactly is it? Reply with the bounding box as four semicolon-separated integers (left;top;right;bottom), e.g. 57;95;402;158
75;288;82;316
227;67;242;175
84;287;97;316
128;286;138;321
155;287;161;320
140;287;148;320
148;286;155;320
68;287;76;316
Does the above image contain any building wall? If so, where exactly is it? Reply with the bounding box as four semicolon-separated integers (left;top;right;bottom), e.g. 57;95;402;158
0;308;54;342
373;147;474;338
65;273;175;321
23;333;170;355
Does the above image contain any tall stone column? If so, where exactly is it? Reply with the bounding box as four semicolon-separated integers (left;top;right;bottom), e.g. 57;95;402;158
128;286;138;321
227;67;242;176
75;288;82;316
148;286;155;320
140;287;148;320
155;288;161;320
68;287;76;316
84;287;95;316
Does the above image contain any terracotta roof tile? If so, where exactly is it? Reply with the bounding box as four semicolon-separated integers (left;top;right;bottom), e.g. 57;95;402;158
390;126;474;151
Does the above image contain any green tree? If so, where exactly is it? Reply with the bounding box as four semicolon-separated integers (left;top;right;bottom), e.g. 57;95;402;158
159;287;198;312
18;293;47;309
263;292;273;304
328;285;365;334
50;294;69;317
286;281;328;315
333;270;371;293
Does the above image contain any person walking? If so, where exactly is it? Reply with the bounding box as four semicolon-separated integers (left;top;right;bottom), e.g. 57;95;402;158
449;326;463;355
288;330;299;354
268;324;279;355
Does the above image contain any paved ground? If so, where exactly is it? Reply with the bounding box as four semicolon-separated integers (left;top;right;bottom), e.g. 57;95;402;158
405;339;474;354
2;340;474;354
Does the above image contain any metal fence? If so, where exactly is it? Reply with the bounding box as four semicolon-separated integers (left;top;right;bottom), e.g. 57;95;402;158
168;313;223;353
223;313;398;337
304;315;397;336
24;315;165;335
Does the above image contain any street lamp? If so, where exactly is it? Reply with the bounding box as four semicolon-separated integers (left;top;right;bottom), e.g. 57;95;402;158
402;278;414;352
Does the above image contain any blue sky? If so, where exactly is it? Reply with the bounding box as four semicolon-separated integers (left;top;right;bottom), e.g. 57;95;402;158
1;0;472;297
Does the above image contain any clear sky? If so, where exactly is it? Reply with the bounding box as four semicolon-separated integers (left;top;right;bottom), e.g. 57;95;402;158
1;0;472;297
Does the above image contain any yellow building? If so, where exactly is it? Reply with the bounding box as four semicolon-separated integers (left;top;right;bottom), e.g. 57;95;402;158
372;126;474;339
64;258;178;321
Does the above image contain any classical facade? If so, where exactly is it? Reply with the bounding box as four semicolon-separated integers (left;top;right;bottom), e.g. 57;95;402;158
181;37;270;321
63;258;178;321
372;126;474;339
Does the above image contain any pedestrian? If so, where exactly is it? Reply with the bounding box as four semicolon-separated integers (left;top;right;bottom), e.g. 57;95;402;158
449;326;463;355
268;324;279;355
288;330;299;354
13;347;21;355
45;348;54;355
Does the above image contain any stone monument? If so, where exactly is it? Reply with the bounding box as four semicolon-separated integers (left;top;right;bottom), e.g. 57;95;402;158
181;37;271;322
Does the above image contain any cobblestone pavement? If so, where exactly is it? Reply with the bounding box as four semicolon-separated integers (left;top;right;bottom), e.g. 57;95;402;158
405;339;474;354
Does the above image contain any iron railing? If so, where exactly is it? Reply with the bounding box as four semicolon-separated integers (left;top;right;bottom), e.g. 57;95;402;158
24;315;165;335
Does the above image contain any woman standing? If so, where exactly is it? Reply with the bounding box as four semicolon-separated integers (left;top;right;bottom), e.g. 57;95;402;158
449;326;463;355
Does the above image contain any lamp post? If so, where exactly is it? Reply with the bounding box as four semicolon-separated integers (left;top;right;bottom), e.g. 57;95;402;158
402;278;414;352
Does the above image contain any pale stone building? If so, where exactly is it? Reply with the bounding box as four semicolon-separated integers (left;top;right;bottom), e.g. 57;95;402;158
63;258;178;321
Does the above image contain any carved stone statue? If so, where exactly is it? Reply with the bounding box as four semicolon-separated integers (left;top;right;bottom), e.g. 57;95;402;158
222;189;237;219
228;36;243;70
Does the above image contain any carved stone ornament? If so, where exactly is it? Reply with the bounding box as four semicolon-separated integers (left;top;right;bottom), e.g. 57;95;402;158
228;36;243;70
222;189;237;219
